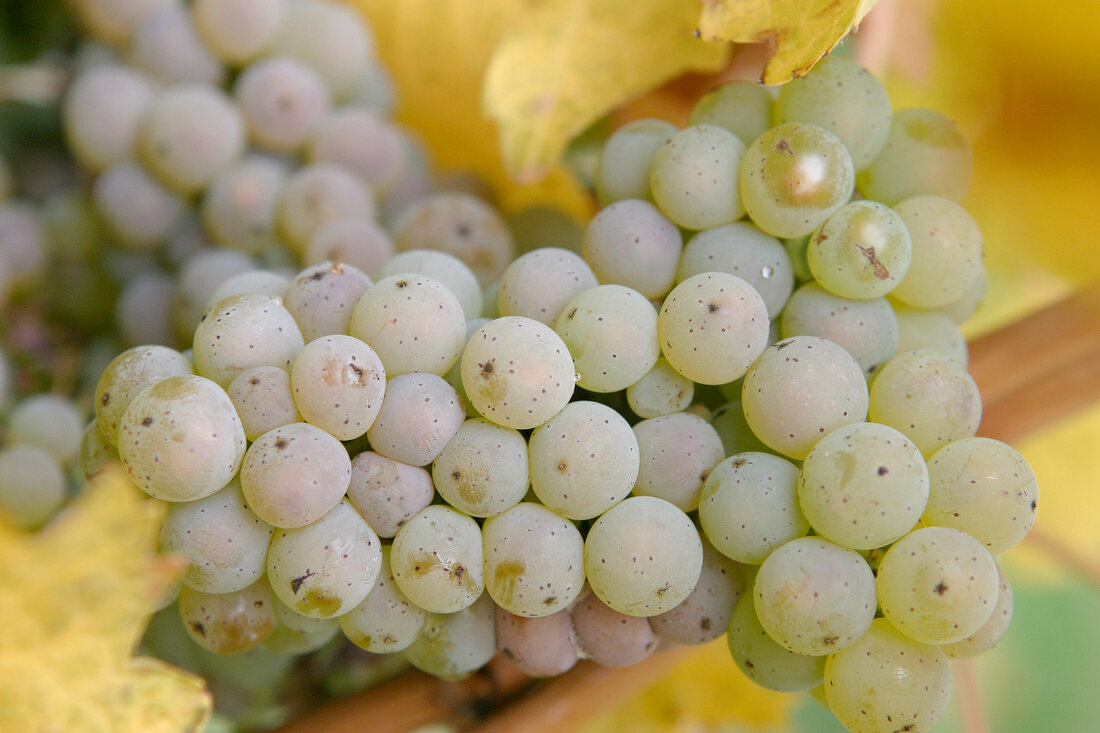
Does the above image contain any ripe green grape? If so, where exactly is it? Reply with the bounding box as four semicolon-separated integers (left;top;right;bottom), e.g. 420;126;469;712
807;200;912;300
688;81;773;147
431;417;529;518
631;412;725;512
365;372;464;466
339;545;427;654
594;118;677;205
581;199;681;299
290;334;386;441
390;504;484;614
727;592;825;693
650;124;746;230
890;195;984;309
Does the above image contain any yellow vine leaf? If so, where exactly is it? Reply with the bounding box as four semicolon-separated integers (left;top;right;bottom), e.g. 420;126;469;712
346;0;727;212
698;0;879;83
0;466;212;732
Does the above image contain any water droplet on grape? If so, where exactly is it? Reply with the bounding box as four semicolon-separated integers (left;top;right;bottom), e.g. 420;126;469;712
761;265;774;279
573;372;582;382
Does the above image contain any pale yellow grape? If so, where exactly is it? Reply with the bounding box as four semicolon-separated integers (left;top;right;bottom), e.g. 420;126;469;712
365;372;464;466
806;200;912;300
404;593;496;681
858;108;973;205
431;418;528;518
891;195;984;309
339;545;427;654
779;282;899;378
710;399;771;457
649;124;746;230
658;272;770;385
676;221;794;318
631;412;725;512
5;394;82;465
581;199;681;299
192;0;287;67
894;304;968;367
942;564;1014;657
689;81;772;147
529;401;638;521
741;336;869;459
497;247;598;325
0;444;67;530
726;593;825;693
625;357;694;419
201;154;288;254
739;122;855;238
869;349;982;456
824;618;951;733
264;594;340;655
940;267;987;325
921;437;1038;554
583;496;703;617
158;479;273;594
95;345;190;442
192;293;305;389
798;422;929;550
698;451;807;563
482;502;585;617
377;248;482;321
62;63;153;171
239;422;350;528
349;274;466;377
594;118;677;205
234;55;331;154
118;375;245;502
179;579;275;654
127;4;224;85
877;526;999;644
444;317;491;418
390;505;484;614
753;536;876;655
277;163;374;254
460;316;574;430
227;365;300;442
270;0;374;100
555;284;658;393
290;334;386;441
266;498;382;618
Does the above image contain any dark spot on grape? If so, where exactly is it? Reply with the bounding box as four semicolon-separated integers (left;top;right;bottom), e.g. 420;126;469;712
567;307;577;319
308;270;326;282
253;601;264;608
291;569;315;594
544;596;557;606
744;659;754;669
501;647;516;660
250;376;261;385
275;438;289;450
396;280;408;288
456;223;471;237
700;617;711;631
776;139;793;155
189;621;206;637
480;359;495;377
776;340;792;350
1031;499;1037;511
823;635;838;646
933;581;948;595
100;393;110;406
732;457;748;468
877;466;889;476
452;470;461;480
855;243;890;280
141;417;154;427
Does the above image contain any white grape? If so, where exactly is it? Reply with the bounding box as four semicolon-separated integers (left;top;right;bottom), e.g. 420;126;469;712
431;417;529;518
390;504;485;614
290;334;386;441
365;372;465;466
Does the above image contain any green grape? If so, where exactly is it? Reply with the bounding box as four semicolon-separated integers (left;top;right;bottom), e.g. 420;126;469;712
0;445;67;531
308;107;408;195
858;108;973;205
939;267;987;325
625;357;694;419
710;399;771;456
942;564;1014;657
291;334;386;441
650;124;746;230
269;0;374;100
266;498;382;619
742;336;869;460
404;593;496;681
894;304;969;366
377;248;482;321
583;496;703;617
594;118;677;205
234;55;331;154
779;282;899;378
207;270;290;307
201;154;289;255
264;593;340;655
877;526;999;644
95;344;193;446
677;221;794;318
555;284;659;393
891;195;984;309
339;546;427;654
390;505;484;614
127;4;225;85
179;579;275;654
920;437;1038;554
192;0;288;67
631;412;725;512
282;261;372;343
688;81;773;147
482;502;585;617
650;538;745;646
366;372;464;466
277;163;374;255
431;418;528;518
92;161;186;251
8;394;85;465
869;349;982;456
171;249;257;343
62;63;153;171
497;247;598;326
494;606;579;677
824;618;951;733
740;122;855;238
347;451;434;538
193;293;305;389
798;422;929;550
727;592;825;693
773;56;892;171
807;200;912;300
658;272;770;386
459;316;575;430
581;199;682;299
753;536;876;655
227;366;300;442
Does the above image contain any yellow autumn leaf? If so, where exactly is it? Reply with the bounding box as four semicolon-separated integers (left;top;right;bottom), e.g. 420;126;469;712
347;0;727;212
483;1;728;183
698;0;879;83
0;465;212;732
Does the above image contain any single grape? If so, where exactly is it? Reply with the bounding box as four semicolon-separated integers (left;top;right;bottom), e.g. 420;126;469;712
571;592;658;668
390;505;484;614
365;372;464;466
920;437;1038;554
127;4;225;85
625;357;694;419
824;618;951;733
942;563;1014;657
376;248;482;321
807;200;912;300
431;417;529;518
631;412;725;512
346;451;435;538
497;247;598;325
62;64;153;171
339;545;427;654
494;606;579;677
269;0;374;100
529;401;638;521
191;0;288;67
894;305;969;367
277;163;375;255
581;199;681;299
92;161;185;251
0;445;67;531
403;592;496;681
118;375;246;502
282;261;373;342
891;195;984;309
754;536;877;655
741;336;869;459
649;124;746;230
658;272;770;386
290;334;386;441
201;154;288;254
179;579;276;654
594;118;677;205
239;422;350;529
266;498;382;618
798;422;929;550
226;366;300;442
689;81;772;147
698;451;809;564
192;293;305;389
727;592;825;693
740;122;855;238
234;55;331;154
584;496;703;617
308;107;407;195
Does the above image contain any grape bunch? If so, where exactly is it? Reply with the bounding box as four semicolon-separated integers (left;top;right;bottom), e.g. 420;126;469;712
0;2;1039;731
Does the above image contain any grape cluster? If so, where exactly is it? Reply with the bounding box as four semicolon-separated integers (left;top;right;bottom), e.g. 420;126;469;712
0;3;1038;732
